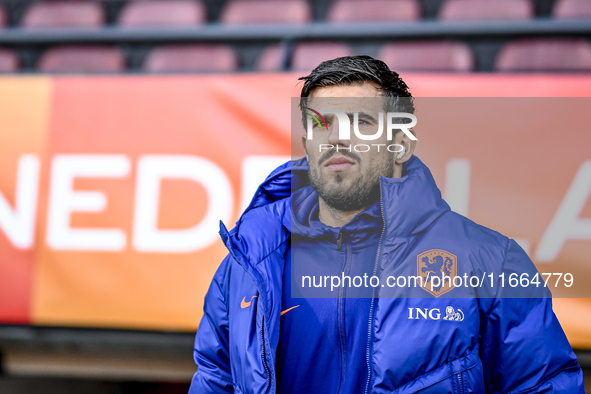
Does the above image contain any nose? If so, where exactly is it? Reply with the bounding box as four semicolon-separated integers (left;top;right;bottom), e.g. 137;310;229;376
327;119;350;148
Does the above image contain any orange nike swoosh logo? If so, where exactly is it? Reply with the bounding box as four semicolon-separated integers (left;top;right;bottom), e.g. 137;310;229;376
241;295;258;308
280;305;300;316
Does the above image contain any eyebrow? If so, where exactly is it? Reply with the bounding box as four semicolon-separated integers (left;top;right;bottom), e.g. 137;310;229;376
349;112;378;123
309;111;378;123
318;113;334;122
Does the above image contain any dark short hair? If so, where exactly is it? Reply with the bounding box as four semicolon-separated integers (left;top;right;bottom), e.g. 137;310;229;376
298;55;414;114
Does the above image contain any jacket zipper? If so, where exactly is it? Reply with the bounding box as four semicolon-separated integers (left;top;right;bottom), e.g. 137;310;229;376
455;372;465;394
337;236;351;394
364;182;386;394
261;314;272;394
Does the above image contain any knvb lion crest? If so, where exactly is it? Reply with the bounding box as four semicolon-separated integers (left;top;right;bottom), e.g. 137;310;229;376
417;249;457;297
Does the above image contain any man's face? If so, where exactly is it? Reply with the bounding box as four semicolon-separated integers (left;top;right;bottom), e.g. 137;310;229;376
304;82;397;212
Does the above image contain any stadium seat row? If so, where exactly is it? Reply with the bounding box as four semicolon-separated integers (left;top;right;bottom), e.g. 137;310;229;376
0;0;590;29
1;38;590;73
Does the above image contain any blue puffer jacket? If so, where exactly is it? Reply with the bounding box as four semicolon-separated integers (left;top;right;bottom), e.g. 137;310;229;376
189;156;584;394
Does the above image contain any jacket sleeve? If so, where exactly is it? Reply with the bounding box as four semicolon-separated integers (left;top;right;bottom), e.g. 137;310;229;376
479;239;584;394
189;255;234;393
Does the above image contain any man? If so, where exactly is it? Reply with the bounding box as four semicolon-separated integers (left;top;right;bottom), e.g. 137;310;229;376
189;56;584;393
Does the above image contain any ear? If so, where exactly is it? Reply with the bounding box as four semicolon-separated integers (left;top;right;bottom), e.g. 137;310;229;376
395;129;417;163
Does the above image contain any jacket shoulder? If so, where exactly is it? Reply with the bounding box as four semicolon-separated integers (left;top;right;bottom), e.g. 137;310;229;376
429;210;516;273
435;210;509;249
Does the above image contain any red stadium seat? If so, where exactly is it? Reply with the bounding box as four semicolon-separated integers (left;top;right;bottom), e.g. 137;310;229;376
258;43;352;71
0;48;18;72
0;4;7;28
118;0;206;27
256;44;287;71
495;38;591;72
553;0;591;19
144;44;238;73
22;1;105;28
220;0;311;25
327;0;420;23
378;41;474;72
439;0;533;20
38;46;125;73
291;42;353;71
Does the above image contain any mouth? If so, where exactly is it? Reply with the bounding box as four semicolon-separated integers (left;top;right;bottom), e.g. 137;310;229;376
324;155;355;172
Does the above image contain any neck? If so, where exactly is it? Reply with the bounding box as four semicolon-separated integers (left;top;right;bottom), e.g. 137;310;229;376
318;199;366;227
393;163;403;179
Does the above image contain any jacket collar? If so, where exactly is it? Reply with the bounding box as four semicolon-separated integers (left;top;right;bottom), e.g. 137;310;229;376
378;156;450;237
290;184;382;247
221;155;450;262
289;155;450;239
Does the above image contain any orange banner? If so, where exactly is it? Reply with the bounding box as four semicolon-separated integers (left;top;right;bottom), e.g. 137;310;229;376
0;73;590;348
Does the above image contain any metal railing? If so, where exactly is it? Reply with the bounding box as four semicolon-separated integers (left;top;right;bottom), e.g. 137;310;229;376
0;19;589;44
